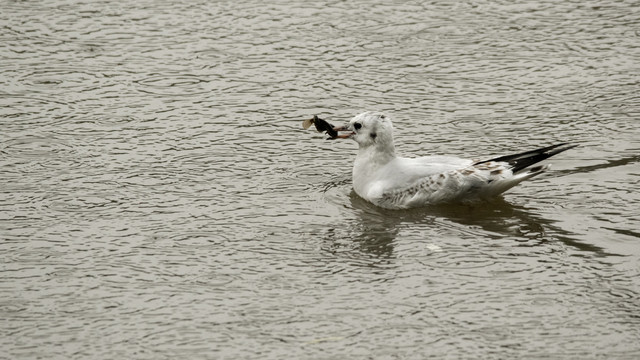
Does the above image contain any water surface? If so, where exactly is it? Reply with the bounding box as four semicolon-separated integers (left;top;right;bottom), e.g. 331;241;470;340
1;0;640;358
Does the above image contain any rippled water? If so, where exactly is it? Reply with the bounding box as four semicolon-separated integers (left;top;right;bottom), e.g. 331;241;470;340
2;0;640;358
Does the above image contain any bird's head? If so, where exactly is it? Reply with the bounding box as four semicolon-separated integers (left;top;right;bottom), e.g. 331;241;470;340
334;112;395;152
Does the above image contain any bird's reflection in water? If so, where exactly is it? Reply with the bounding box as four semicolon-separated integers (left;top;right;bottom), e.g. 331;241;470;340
341;190;611;259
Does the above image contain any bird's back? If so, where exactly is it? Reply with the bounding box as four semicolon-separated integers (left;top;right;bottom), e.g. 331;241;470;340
353;154;473;204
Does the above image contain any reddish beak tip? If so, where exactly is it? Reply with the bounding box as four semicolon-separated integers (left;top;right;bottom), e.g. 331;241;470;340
335;132;354;139
329;125;354;139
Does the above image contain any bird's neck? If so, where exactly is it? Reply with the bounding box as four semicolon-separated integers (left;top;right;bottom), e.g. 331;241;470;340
361;143;396;163
354;143;396;176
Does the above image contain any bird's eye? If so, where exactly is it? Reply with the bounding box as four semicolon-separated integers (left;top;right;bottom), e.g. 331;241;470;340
354;123;362;130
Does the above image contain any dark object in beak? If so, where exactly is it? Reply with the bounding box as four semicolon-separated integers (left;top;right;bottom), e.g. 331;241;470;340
303;115;354;140
303;115;338;139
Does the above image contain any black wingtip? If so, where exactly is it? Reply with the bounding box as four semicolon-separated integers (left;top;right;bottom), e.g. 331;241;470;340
475;143;578;174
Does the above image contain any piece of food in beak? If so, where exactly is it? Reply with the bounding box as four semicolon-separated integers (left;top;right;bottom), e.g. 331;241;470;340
302;117;314;130
302;115;338;139
326;125;344;139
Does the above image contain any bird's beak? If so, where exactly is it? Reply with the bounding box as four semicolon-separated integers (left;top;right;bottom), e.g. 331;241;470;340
332;125;354;139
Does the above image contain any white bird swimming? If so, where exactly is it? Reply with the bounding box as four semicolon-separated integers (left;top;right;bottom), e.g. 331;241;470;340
327;111;577;210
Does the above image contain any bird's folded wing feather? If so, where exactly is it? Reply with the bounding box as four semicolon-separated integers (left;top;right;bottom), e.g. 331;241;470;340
375;160;518;208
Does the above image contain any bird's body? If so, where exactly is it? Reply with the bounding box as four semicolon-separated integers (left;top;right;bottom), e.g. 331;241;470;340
336;112;576;210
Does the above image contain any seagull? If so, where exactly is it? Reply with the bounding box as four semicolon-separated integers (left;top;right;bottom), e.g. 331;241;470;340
328;111;577;209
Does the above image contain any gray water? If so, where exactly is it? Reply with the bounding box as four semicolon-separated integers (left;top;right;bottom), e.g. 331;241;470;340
2;0;640;359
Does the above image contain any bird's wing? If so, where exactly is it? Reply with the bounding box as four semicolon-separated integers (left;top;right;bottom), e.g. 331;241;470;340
368;144;576;209
373;165;496;208
376;156;473;188
366;156;476;208
373;156;547;209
